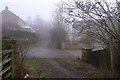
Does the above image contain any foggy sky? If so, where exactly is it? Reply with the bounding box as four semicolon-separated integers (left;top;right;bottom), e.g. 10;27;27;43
0;0;116;22
0;0;61;21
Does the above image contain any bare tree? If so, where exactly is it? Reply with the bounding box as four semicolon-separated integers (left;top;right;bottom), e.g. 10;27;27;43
25;16;33;27
17;41;29;64
26;15;51;41
58;0;120;77
50;7;67;49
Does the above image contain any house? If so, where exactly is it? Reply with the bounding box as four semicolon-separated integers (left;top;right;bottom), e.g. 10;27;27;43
1;6;26;31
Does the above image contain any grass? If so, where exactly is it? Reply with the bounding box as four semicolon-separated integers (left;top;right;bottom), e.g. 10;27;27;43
24;57;106;78
55;57;103;78
48;44;57;49
24;56;112;78
24;58;66;78
25;58;49;78
17;40;41;49
28;41;41;48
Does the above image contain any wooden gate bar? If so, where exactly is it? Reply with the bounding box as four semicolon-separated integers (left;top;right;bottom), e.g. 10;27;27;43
0;50;13;78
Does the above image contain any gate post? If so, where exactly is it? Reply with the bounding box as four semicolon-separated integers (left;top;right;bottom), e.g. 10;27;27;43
10;39;17;78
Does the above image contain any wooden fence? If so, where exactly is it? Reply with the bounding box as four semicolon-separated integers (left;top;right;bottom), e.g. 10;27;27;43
0;49;13;78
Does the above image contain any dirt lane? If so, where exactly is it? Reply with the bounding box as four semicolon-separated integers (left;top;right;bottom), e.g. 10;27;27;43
48;59;81;78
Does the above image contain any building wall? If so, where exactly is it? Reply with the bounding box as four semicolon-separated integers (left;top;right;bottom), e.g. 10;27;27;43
18;18;26;28
1;8;26;31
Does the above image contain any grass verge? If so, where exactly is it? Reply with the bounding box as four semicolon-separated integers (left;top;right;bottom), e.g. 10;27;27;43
55;57;104;78
28;41;41;48
24;58;67;78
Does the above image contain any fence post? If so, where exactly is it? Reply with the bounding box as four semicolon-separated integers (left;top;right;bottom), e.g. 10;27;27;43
10;39;17;78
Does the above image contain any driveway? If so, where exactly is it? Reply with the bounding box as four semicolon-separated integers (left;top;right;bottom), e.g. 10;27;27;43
26;41;82;58
25;41;83;78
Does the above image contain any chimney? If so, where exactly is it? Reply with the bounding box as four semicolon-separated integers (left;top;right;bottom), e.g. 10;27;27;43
5;6;8;10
